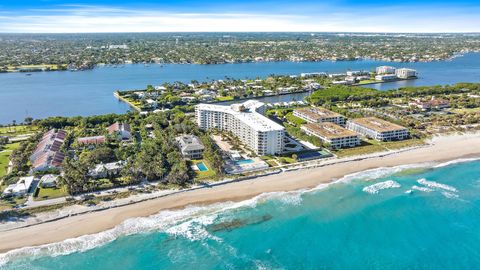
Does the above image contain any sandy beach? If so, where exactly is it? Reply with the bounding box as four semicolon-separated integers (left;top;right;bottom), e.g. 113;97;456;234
1;132;480;253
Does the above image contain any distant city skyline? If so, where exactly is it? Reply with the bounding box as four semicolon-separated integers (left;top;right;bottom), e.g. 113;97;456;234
0;0;479;33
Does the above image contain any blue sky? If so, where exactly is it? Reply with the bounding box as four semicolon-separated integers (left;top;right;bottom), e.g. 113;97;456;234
0;0;479;33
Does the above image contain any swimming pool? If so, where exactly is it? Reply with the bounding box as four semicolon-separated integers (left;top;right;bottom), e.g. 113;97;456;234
196;162;209;171
235;159;254;165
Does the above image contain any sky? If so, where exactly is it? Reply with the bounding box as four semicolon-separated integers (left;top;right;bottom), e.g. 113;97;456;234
0;0;479;33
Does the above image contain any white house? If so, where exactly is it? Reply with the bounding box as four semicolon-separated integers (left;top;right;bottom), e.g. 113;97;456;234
2;176;35;197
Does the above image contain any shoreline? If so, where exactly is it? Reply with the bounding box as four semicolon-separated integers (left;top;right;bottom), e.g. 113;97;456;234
1;132;480;254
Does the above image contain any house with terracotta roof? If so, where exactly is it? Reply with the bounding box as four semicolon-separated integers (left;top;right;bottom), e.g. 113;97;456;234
108;122;131;141
30;129;66;171
77;135;106;145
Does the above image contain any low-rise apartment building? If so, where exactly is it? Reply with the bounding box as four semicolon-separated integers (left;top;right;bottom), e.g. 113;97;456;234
293;107;346;125
346;117;409;141
302;122;360;149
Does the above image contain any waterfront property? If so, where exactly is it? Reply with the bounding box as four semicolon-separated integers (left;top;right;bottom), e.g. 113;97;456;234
30;129;66;171
375;74;398;81
2;176;34;197
396;68;417;79
293;107;346;125
224;157;269;174
195;100;285;156
376;66;396;75
175;135;205;160
301;122;361;149
346;117;409;141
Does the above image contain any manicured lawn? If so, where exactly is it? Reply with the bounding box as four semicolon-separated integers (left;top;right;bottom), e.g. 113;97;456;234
334;140;386;158
34;187;68;201
266;160;279;167
191;159;217;180
357;79;377;85
0;125;39;137
285;112;306;126
449;107;480;114
0;142;20;177
216;96;234;101
334;138;425;158
381;139;425;150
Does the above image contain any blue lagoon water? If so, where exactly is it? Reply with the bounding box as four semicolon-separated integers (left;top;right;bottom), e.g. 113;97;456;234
1;53;480;124
2;159;480;269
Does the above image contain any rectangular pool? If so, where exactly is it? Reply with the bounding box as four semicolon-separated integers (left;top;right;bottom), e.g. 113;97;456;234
196;162;209;171
235;159;254;165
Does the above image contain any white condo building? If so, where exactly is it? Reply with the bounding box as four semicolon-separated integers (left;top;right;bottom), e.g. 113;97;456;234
293;107;346;126
346;117;409;141
195;100;285;155
376;66;396;75
395;68;417;79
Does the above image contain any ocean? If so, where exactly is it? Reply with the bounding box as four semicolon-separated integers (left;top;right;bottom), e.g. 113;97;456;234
1;158;480;269
1;53;480;124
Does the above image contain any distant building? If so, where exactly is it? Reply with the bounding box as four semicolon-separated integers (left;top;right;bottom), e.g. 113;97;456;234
346;70;369;76
375;74;398;81
196;100;284;156
40;174;58;188
77;135;106;145
2;176;35;197
30;129;66;171
108;122;131;141
395;68;418;79
302;122;360;149
175;135;205;159
376;66;396;75
409;97;449;111
346;117;409;141
300;72;327;78
293;107;346;126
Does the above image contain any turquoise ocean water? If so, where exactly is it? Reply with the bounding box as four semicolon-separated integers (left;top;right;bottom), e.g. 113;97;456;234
2;159;480;269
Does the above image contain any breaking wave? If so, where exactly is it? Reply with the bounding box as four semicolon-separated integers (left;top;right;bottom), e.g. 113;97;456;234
363;180;401;194
417;178;458;193
434;157;480;168
1;158;476;266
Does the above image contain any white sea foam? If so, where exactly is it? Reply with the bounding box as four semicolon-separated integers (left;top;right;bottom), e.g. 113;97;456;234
441;191;460;199
417;178;458;193
411;185;434;193
0;160;470;266
362;180;401;194
335;164;428;183
434;157;480;168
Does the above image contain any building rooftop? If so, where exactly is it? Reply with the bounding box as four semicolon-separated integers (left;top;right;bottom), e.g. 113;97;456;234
295;107;343;120
108;122;131;134
176;135;205;152
349;117;407;132
196;100;284;132
303;122;358;139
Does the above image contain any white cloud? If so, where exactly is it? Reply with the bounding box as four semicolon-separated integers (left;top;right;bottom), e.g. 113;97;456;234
0;5;479;33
